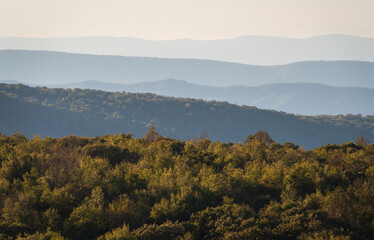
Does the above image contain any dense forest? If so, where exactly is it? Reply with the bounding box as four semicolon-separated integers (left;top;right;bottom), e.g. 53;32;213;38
1;84;373;149
0;130;373;239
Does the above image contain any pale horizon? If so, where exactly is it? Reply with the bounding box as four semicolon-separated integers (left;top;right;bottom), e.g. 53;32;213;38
1;33;373;41
1;0;374;40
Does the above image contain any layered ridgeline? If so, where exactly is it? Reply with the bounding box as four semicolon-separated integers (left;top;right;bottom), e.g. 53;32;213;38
1;50;374;88
46;79;374;116
1;84;373;149
1;34;374;65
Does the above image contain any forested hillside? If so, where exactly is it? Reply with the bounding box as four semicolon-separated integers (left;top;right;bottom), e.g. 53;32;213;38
0;132;373;239
1;84;373;149
47;79;374;115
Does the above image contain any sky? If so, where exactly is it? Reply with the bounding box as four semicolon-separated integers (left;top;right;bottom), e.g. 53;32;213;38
1;0;374;40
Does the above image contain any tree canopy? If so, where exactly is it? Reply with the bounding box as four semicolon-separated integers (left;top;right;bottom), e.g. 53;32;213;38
0;131;373;239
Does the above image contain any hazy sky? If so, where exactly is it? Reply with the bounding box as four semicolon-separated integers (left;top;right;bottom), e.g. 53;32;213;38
1;0;373;40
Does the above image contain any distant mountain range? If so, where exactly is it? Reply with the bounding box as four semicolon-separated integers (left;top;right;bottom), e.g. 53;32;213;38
36;79;373;116
1;50;374;88
1;34;374;65
1;83;373;149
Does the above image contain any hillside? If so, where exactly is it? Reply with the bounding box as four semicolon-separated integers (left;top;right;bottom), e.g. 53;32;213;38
1;34;374;65
47;79;374;116
1;83;373;149
1;50;374;88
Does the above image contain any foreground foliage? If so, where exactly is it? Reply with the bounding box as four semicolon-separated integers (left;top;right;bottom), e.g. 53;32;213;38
0;130;373;239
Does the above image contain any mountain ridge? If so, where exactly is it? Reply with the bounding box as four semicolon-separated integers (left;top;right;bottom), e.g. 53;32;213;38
1;34;374;65
1;50;374;88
